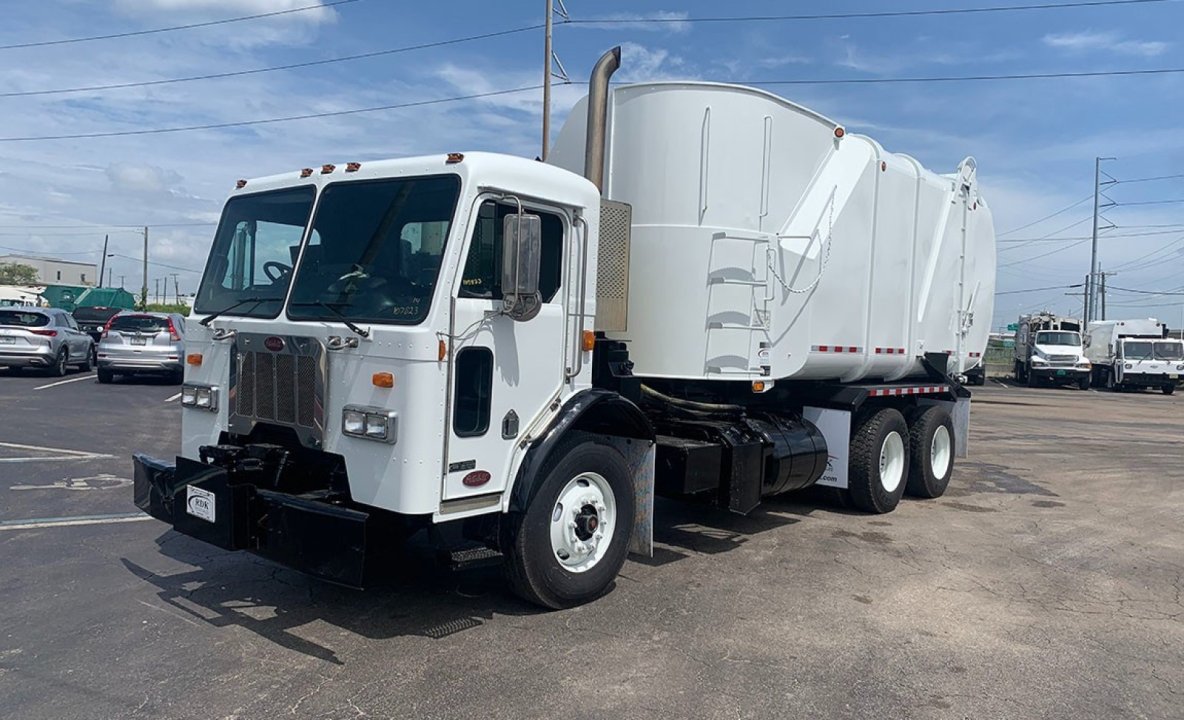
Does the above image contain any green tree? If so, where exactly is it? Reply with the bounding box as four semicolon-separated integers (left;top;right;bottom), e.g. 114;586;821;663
0;262;38;285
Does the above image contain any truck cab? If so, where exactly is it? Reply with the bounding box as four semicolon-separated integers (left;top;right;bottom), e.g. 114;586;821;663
1113;337;1184;394
1015;315;1090;389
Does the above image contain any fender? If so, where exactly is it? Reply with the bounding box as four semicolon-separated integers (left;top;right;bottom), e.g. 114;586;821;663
507;388;654;514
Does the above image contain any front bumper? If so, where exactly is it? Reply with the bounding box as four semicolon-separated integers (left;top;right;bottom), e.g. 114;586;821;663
133;453;372;587
1030;366;1089;381
1119;373;1183;386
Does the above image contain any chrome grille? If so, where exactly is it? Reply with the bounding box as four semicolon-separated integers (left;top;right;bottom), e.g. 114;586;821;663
229;334;325;448
1048;354;1078;364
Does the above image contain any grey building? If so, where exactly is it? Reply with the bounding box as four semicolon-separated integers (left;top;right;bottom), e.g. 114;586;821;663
0;254;98;286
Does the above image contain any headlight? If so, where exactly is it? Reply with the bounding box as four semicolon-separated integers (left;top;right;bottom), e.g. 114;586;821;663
1177;364;1184;371
1077;360;1091;368
1031;356;1048;365
1125;363;1133;370
181;384;218;412
342;405;398;444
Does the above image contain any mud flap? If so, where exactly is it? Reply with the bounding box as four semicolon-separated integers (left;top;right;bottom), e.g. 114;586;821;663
604;435;654;558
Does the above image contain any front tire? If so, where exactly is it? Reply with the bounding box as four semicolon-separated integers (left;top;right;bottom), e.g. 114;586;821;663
1163;384;1176;396
1078;376;1090;391
905;406;954;499
848;408;910;514
503;438;636;609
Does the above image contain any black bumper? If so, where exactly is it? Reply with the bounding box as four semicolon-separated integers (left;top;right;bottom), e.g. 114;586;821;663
133;453;371;587
1119;373;1181;386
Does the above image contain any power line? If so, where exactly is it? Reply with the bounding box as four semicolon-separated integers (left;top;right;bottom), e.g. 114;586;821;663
1114;198;1184;206
0;85;547;142
8;63;1184;143
995;283;1084;295
999;237;1092;267
748;67;1184;86
1111;235;1184;271
0;25;542;98
997;215;1095;253
997;195;1092;236
999;228;1184;242
109;253;200;274
0;0;361;51
1114;172;1184;184
568;0;1171;25
1107;285;1184;296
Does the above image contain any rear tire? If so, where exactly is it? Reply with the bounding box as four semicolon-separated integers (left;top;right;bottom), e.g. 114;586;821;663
76;347;92;372
848;408;910;514
50;348;68;377
503;438;635;609
905;406;954;499
97;368;114;384
1078;376;1090;391
1163;384;1176;396
169;368;184;385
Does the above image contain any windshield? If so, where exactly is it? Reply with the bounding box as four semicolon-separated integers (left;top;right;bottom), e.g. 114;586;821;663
193;186;316;319
110;315;170;333
287;175;460;325
1036;331;1080;346
1154;341;1183;361
1122;341;1154;360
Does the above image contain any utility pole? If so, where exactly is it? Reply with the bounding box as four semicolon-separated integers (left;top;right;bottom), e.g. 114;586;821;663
171;273;180;305
540;0;568;161
154;278;160;304
118;274;125;289
98;234;109;288
141;226;149;310
107;268;112;286
1088;156;1115;324
1098;269;1117;322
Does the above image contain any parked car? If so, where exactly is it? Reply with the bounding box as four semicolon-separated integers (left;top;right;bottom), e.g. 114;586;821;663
72;305;123;348
0;306;95;376
96;312;186;384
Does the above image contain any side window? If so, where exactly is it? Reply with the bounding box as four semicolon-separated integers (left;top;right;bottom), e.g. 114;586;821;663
459;201;564;302
221;220;304;291
453;347;493;437
66;315;79;330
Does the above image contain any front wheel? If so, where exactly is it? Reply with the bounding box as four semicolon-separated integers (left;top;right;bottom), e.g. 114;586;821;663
76;346;93;372
1078;376;1090;391
847;408;910;514
503;439;636;609
1163;384;1176;396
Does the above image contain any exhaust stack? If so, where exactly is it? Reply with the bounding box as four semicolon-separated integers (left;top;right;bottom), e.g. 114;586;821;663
583;46;621;192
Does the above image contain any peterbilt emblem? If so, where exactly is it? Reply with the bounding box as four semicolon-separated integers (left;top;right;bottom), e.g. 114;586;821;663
263;336;285;352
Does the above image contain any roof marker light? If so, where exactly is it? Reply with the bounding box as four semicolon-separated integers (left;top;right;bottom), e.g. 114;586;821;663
321;164;336;174
235;179;247;189
300;168;313;178
446;153;464;164
345;162;361;172
834;127;845;139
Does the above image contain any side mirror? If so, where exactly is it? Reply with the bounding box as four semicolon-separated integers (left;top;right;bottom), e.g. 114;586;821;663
501;213;543;321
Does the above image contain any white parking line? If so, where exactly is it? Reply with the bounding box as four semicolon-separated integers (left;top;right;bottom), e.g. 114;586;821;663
0;441;115;463
0;513;152;531
165;392;182;403
33;374;94;391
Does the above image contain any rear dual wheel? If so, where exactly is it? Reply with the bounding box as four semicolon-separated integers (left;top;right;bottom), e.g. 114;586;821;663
847;405;955;514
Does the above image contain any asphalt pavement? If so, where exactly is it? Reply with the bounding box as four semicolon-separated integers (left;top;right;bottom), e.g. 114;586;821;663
1;372;1181;719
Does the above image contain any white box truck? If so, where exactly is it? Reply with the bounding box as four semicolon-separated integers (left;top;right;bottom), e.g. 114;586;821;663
1013;312;1090;389
133;48;996;608
1085;318;1184;394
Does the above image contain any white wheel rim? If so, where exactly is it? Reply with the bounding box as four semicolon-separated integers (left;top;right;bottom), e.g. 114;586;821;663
549;471;616;574
930;425;952;479
879;431;905;493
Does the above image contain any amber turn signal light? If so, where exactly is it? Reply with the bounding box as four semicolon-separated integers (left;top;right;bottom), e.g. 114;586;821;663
186;353;203;366
372;372;394;388
581;330;596;352
438;339;447;361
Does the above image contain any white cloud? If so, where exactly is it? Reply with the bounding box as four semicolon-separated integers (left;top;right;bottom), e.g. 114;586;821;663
1043;31;1168;57
105;163;186;195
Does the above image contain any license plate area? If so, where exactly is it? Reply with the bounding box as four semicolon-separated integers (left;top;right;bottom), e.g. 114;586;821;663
185;485;216;523
0;337;14;344
1056;369;1066;376
130;336;147;346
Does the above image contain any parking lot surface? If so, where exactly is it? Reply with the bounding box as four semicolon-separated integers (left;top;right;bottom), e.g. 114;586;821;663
1;374;1181;719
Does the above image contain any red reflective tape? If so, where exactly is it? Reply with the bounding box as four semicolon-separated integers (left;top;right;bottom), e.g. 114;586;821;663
848;346;858;353
818;345;829;352
875;347;883;354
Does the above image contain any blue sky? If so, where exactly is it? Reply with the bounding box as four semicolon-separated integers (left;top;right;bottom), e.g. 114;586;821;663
0;0;1182;328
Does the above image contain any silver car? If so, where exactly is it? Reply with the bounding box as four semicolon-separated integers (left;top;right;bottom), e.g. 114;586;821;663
97;312;186;384
0;306;95;376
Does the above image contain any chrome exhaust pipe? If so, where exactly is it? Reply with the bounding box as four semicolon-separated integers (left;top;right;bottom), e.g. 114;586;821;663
584;46;621;192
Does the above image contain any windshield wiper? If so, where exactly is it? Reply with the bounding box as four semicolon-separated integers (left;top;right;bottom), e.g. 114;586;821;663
289;301;370;338
198;296;270;326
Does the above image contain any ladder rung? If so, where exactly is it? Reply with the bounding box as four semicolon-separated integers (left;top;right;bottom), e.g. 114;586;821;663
707;322;766;330
708;277;764;287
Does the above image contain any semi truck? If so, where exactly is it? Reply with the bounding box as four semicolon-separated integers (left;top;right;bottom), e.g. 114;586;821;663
1085;318;1184;394
132;48;996;608
1013;312;1090;389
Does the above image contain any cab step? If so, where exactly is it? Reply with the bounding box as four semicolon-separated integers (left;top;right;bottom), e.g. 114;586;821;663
443;545;504;572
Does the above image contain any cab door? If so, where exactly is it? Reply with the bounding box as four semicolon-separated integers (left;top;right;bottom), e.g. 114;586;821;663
442;198;573;500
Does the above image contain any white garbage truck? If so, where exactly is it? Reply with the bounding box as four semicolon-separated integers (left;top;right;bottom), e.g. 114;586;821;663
1013;312;1091;389
1086;318;1184;394
133;48;996;608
